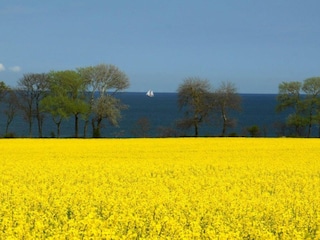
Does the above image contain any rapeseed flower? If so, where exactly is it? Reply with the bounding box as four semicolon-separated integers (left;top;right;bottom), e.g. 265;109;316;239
0;138;319;239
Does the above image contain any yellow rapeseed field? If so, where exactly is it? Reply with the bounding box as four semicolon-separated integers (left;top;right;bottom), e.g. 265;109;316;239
0;138;319;239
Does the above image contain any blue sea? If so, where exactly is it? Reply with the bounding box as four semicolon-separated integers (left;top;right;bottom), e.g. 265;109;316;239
0;92;308;137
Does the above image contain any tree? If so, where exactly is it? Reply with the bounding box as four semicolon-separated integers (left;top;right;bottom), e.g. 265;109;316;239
17;73;49;137
276;81;306;136
41;84;70;138
0;81;15;136
43;70;88;138
214;81;241;136
3;89;19;136
247;125;260;137
91;95;127;137
177;77;212;137
302;77;320;137
0;81;9;100
131;117;151;137
78;64;130;138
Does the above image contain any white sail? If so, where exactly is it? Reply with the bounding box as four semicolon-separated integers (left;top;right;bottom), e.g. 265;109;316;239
146;90;154;97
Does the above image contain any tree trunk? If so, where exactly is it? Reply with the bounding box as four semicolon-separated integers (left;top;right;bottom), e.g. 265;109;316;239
5;123;9;136
83;119;89;138
92;117;102;138
307;124;311;137
28;119;32;137
37;114;44;138
91;119;96;137
74;113;79;138
194;123;198;137
56;122;61;138
97;118;102;137
36;104;42;137
221;111;227;136
5;115;14;136
307;110;312;137
222;122;227;136
91;118;101;138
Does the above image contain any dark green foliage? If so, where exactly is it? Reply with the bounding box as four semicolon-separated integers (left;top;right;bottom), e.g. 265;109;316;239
42;70;89;138
277;77;320;137
0;81;9;100
3;132;16;138
247;125;260;137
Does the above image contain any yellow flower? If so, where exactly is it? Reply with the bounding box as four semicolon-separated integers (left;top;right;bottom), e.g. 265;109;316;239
0;138;319;238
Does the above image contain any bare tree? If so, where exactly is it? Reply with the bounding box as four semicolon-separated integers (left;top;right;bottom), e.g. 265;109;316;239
214;81;241;136
17;73;49;137
177;77;212;137
0;81;13;136
3;89;19;136
131;117;151;137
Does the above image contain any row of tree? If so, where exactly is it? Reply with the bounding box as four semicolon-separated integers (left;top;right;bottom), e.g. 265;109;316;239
1;63;319;138
1;70;242;138
0;72;242;138
0;64;129;138
178;76;320;138
176;77;241;137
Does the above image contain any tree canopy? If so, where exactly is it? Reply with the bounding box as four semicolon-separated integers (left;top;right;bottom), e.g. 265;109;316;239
177;77;213;136
277;78;320;137
78;64;130;137
214;81;241;136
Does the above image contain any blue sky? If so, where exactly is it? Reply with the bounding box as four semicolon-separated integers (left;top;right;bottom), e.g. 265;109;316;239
1;0;319;93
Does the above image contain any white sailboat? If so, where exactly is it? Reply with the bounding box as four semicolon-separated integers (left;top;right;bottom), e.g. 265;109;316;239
146;90;154;97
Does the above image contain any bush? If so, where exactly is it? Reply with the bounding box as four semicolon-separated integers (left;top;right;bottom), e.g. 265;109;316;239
4;132;16;138
247;125;260;137
228;132;238;137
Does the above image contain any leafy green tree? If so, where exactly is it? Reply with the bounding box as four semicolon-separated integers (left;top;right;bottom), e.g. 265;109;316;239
277;78;320;137
41;86;70;138
214;81;241;136
302;77;320;137
0;81;9;100
17;73;49;137
276;81;306;136
177;77;212;137
78;64;129;138
43;70;88;138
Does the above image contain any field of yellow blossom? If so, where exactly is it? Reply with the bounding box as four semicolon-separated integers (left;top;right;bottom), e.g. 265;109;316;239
0;138;320;239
